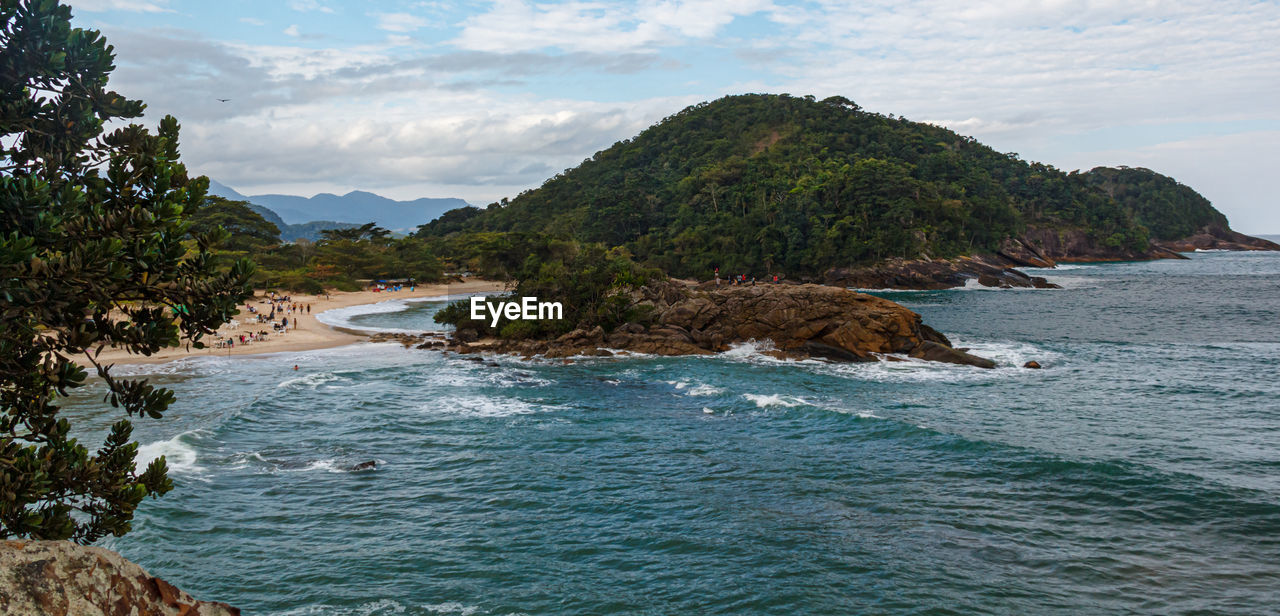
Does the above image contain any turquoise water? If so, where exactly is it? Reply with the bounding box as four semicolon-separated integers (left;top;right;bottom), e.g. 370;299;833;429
63;251;1280;615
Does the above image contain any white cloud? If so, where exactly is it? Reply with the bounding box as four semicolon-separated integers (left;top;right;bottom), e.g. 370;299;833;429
240;17;265;26
374;12;430;33
71;0;171;13
451;0;776;53
87;1;1280;228
181;92;688;203
288;0;334;13
283;24;301;38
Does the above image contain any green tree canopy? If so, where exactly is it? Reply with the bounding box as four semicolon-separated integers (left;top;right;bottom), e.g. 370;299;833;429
419;94;1230;278
1;0;253;542
188;196;282;251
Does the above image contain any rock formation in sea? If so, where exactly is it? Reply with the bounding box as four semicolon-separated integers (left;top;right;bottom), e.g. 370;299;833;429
441;282;997;368
1151;225;1280;253
0;540;239;616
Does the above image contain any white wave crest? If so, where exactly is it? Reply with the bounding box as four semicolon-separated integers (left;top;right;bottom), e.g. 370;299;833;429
817;339;1058;384
426;395;558;418
277;371;351;389
666;381;724;396
424;603;484;615
743;393;809;408
136;430;207;475
721;339;778;359
315;296;451;334
687;384;724;396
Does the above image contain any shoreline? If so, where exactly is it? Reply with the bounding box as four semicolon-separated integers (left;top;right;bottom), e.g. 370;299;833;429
75;278;507;368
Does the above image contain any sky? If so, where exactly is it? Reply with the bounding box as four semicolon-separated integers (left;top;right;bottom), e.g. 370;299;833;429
68;0;1280;232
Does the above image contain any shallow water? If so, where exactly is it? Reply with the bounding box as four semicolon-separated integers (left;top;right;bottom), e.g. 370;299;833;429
61;251;1280;615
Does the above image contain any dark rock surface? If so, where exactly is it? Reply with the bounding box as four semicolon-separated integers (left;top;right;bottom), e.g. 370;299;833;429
819;225;1276;291
1153;226;1280;253
823;238;1066;290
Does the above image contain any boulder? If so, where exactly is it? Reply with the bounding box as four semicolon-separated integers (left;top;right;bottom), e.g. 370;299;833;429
908;341;998;369
0;540;239;616
1024;361;1042;369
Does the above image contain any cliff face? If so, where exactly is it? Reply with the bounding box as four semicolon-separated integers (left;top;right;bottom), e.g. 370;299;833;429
446;282;997;368
0;540;238;616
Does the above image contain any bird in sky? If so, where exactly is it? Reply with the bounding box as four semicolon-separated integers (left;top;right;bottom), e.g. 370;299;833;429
216;98;230;103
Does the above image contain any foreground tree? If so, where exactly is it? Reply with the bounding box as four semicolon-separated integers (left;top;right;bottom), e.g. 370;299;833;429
0;0;253;542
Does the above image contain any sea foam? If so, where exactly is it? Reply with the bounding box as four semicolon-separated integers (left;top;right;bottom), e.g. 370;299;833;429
743;393;809;408
136;430;207;476
315;295;451;334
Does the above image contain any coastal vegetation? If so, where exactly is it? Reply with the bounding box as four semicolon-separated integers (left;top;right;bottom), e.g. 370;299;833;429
434;237;661;338
1082;165;1229;240
416;94;1233;279
0;0;252;541
191;197;448;293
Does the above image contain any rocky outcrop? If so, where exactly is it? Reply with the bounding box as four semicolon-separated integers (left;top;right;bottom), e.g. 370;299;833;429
368;331;448;347
1153;225;1280;253
1019;226;1168;262
821;222;1271;290
1023;224;1279;261
823;250;1060;290
0;540;238;616
443;282;997;368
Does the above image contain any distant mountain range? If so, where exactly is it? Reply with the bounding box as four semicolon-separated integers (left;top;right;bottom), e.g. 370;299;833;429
207;180;471;239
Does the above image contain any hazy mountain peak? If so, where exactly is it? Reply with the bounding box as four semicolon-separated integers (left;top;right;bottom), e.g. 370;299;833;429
203;182;472;232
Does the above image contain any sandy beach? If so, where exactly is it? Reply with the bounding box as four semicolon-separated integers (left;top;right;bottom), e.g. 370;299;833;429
76;278;507;367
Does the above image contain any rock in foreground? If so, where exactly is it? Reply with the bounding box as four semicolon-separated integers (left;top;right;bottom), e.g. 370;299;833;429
447;282;996;368
0;540;239;616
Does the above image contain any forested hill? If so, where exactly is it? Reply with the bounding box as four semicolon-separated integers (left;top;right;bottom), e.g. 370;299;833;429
418;94;1243;278
1081;166;1227;240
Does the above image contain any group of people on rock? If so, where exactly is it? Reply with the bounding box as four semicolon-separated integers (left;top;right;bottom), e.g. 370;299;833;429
713;268;781;286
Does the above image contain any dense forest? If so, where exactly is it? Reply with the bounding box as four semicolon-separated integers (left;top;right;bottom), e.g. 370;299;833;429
418;94;1225;279
1082;165;1228;240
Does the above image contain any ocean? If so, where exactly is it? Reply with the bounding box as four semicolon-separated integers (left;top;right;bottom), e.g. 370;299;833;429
60;249;1280;615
